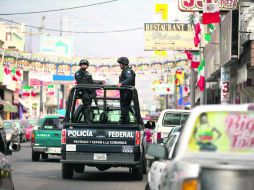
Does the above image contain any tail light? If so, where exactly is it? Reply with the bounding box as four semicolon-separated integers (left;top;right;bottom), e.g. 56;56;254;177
135;131;141;145
31;133;35;144
182;179;198;190
61;129;66;144
146;130;152;143
157;132;161;139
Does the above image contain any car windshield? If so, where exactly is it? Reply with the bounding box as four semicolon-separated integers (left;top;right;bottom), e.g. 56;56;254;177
189;111;254;154
3;122;12;130
162;112;190;127
14;121;21;129
42;117;63;130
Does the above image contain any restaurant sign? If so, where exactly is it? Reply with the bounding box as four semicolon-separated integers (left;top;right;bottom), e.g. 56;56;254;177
178;0;239;12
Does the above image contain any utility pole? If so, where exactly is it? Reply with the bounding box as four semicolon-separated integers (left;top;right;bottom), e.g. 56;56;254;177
190;68;196;107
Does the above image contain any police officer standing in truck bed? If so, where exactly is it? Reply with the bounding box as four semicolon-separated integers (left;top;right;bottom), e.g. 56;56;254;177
74;59;95;124
117;57;136;124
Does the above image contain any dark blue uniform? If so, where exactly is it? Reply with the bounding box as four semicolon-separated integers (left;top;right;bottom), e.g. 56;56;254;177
75;69;95;123
119;66;136;124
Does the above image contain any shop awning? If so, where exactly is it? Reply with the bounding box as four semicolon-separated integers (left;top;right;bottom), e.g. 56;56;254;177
0;99;18;113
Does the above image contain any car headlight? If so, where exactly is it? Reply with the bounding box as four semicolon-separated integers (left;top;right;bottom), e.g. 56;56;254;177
5;133;12;141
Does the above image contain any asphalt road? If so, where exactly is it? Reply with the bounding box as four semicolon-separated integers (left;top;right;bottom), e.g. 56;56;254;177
10;142;147;190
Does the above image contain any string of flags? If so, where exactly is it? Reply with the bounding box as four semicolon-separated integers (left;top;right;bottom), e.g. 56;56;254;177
185;3;221;92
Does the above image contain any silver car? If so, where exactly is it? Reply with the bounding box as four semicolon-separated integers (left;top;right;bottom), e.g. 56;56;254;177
3;120;20;153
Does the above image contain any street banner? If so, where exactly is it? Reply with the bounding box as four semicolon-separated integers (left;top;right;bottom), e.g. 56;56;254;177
71;64;79;75
144;23;199;51
221;66;230;104
178;0;239;12
43;62;57;75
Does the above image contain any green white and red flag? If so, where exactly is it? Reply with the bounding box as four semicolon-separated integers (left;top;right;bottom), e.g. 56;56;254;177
197;59;205;91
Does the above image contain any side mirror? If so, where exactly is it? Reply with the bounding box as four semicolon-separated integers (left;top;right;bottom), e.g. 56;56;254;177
11;143;21;152
146;143;167;160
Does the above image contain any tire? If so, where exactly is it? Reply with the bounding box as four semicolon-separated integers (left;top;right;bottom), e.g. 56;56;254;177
145;183;150;190
32;151;40;161
62;163;74;179
132;161;143;180
41;153;48;160
74;164;85;173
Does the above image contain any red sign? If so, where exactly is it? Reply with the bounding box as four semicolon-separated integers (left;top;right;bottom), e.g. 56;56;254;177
178;0;239;12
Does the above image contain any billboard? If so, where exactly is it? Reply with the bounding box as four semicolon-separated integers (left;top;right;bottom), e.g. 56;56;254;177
144;23;198;51
178;0;239;12
40;35;73;57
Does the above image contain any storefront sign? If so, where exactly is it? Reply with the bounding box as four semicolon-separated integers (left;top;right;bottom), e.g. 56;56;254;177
178;0;239;12
144;23;198;51
221;66;230;104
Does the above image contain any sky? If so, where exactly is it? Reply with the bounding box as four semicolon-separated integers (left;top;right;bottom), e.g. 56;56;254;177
0;0;190;111
0;0;190;58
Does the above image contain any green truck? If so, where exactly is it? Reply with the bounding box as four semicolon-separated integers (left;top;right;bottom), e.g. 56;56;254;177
31;115;64;161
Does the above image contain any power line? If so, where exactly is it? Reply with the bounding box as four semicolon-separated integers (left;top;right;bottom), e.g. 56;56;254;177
0;0;118;15
0;17;143;34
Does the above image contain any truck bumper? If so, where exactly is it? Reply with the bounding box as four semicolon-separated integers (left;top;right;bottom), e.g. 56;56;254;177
61;152;140;166
32;146;61;154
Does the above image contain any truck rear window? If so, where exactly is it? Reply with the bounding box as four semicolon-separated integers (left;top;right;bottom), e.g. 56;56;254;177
42;118;63;130
162;112;189;127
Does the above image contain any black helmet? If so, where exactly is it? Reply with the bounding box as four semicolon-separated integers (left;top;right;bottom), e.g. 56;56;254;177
117;57;129;65
79;59;89;66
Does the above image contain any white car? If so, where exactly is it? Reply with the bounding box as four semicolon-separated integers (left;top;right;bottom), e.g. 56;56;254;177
146;131;181;190
153;109;190;142
147;104;254;190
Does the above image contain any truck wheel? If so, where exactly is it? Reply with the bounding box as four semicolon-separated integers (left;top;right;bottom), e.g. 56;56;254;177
62;163;74;179
74;164;85;173
132;161;143;180
41;153;48;160
32;151;40;161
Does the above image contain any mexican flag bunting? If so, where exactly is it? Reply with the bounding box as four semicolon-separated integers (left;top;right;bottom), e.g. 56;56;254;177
191;52;200;69
202;3;220;24
22;86;31;97
194;22;201;35
197;59;205;91
31;90;37;97
204;33;212;42
184;51;193;61
47;85;54;96
4;67;11;75
11;68;17;81
208;24;215;33
194;34;201;47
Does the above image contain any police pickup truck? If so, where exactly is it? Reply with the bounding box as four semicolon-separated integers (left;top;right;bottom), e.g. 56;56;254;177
61;85;145;180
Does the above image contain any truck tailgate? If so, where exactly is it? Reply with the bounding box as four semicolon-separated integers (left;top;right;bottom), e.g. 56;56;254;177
34;129;61;147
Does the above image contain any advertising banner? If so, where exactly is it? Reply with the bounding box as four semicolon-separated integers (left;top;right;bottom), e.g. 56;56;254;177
189;111;254;153
178;0;239;12
40;35;73;57
144;23;198;51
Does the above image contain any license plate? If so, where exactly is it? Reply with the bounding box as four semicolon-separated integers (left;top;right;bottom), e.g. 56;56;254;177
93;153;107;161
47;147;61;154
66;144;76;151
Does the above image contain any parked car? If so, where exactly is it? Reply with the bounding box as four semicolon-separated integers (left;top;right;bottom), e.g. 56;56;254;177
0;152;15;189
31;115;64;161
12;120;26;143
153;109;190;142
147;104;254;190
3;120;21;155
22;119;36;141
